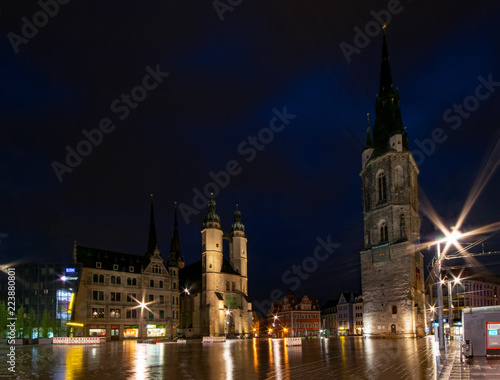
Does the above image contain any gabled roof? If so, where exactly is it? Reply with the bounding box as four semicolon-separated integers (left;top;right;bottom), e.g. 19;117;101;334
75;245;150;274
321;298;339;310
338;292;361;304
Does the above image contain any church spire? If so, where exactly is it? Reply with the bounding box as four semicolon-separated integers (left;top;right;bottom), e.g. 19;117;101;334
170;202;181;255
365;113;372;147
168;202;184;268
146;194;158;257
371;27;405;155
379;26;394;95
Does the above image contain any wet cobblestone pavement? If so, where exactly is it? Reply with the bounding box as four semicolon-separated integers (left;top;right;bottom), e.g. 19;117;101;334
1;336;499;379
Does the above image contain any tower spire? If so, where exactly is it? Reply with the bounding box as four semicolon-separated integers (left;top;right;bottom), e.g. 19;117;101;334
231;203;245;233
365;113;372;147
371;27;404;154
168;202;184;268
379;25;394;95
170;202;181;255
146;194;158;257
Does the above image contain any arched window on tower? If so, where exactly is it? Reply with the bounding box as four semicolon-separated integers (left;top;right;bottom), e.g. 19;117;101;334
392;305;397;314
377;171;387;202
379;221;388;243
395;166;404;191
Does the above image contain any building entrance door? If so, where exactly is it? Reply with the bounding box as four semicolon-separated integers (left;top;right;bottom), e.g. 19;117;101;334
391;324;396;334
111;326;120;341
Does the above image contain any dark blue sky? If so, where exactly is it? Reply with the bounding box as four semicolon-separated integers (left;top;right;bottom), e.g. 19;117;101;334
2;1;500;309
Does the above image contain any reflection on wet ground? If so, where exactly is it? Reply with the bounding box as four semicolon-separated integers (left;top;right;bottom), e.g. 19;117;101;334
1;336;499;379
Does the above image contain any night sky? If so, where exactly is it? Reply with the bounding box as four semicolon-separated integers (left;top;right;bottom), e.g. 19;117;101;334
2;1;500;312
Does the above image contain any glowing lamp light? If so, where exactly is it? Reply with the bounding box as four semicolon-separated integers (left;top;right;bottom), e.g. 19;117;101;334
61;276;67;281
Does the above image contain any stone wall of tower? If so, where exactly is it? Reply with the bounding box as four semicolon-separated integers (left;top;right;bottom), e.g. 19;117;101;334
230;231;248;278
202;227;223;273
361;152;420;248
360;150;425;338
361;242;425;337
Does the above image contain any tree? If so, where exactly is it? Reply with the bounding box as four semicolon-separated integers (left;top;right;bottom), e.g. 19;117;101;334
15;306;25;338
41;310;53;338
25;309;37;339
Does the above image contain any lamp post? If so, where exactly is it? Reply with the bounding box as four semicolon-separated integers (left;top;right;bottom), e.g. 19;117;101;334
436;243;445;349
447;280;453;339
435;229;461;349
225;310;230;338
139;302;146;339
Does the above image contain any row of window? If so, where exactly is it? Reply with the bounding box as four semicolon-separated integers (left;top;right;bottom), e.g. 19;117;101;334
91;307;178;320
91;291;179;305
92;274;176;289
272;313;319;320
283;323;319;328
96;262;137;272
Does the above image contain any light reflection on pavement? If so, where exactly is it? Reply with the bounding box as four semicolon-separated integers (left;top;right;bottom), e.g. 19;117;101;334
2;336;500;379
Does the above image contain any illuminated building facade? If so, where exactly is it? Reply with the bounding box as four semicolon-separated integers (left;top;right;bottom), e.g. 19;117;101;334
1;262;82;337
359;29;426;338
320;299;338;336
72;202;183;340
426;268;500;336
179;200;253;338
267;291;320;337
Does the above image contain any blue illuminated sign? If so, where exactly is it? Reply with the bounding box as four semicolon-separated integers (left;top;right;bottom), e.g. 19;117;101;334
65;268;76;273
489;330;499;336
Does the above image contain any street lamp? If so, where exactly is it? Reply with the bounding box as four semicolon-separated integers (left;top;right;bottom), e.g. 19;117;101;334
447;275;461;338
139;302;146;339
435;230;462;349
225;310;230;338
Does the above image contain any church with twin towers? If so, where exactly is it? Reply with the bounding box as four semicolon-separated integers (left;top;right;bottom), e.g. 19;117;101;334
359;28;426;338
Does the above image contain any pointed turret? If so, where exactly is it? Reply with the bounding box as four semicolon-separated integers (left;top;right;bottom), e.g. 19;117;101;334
231;204;245;233
203;197;221;229
168;203;184;268
362;113;375;168
229;204;248;280
379;27;394;95
146;195;158;257
365;113;372;147
371;27;405;156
